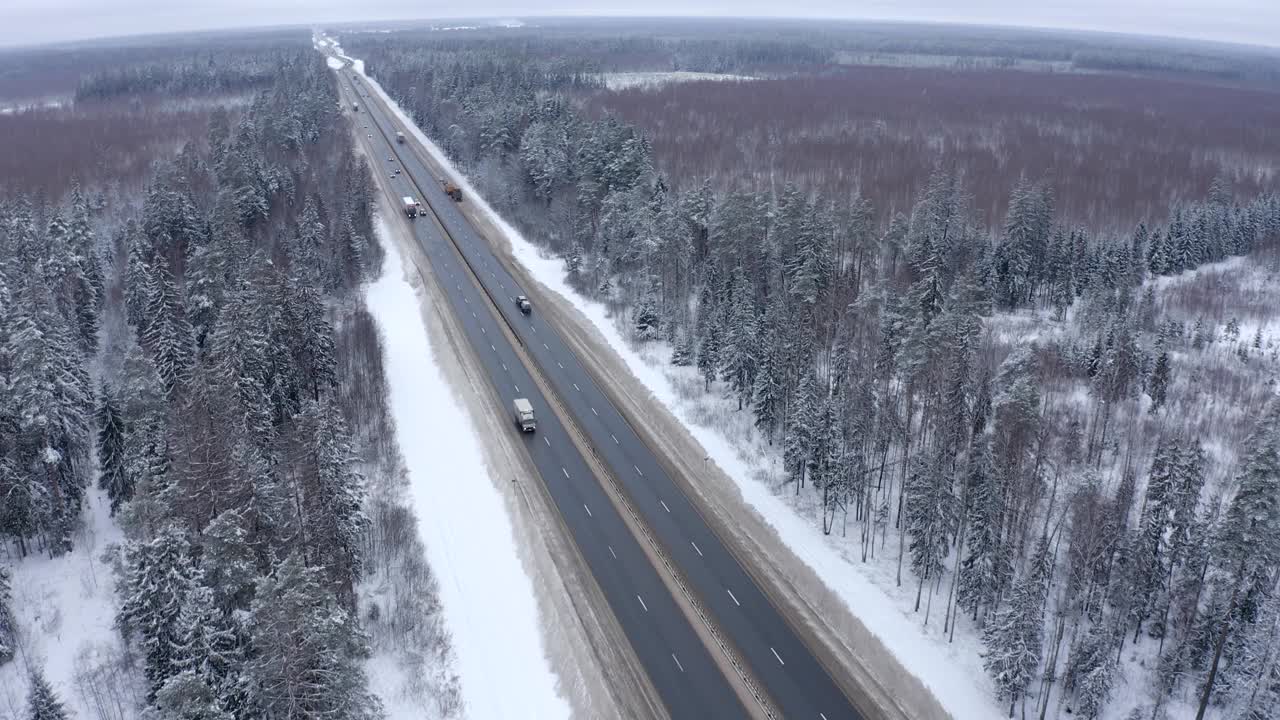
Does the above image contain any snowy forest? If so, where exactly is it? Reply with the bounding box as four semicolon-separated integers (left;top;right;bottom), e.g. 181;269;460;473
346;24;1280;719
0;35;457;720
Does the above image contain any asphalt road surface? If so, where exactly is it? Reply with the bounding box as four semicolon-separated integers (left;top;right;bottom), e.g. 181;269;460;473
339;68;868;720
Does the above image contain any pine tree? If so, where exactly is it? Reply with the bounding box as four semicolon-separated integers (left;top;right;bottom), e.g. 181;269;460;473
903;451;958;610
1220;591;1280;720
96;384;129;512
142;263;195;398
294;397;369;606
246;553;381;720
146;671;233;720
670;327;694;366
983;535;1053;717
695;302;722;392
958;437;1008;619
784;371;820;492
1195;400;1280;720
163;583;245;718
1148;351;1171;411
119;344;172;534
1063;622;1118;719
26;666;70;720
718;272;758;409
632;280;662;341
0;564;16;665
119;525;197;699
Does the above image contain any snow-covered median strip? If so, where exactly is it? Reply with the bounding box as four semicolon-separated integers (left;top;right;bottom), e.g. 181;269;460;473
365;214;569;720
349;51;1001;720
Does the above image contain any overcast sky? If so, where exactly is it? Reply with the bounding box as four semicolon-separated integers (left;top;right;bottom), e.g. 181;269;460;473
2;0;1277;50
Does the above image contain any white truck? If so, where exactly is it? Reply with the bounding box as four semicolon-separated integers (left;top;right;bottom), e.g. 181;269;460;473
395;131;406;144
352;102;359;112
513;398;536;432
402;196;421;218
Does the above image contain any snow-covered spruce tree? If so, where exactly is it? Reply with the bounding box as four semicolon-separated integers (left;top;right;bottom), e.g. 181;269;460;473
718;271;758;410
784;371;820;494
141;262;195;399
1062;621;1118;719
1193;399;1280;720
1147;350;1171;411
6;273;93;555
0;564;16;665
26;666;70;720
983;534;1052;718
904;449;959;612
145;671;232;720
292;396;369;608
158;583;245;719
118;524;198;700
751;292;785;444
118;343;172;537
958;436;1005;622
1217;590;1280;720
246;553;381;720
96;384;129;513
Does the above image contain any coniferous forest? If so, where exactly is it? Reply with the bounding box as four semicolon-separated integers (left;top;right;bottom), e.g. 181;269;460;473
2;34;458;720
2;17;1279;720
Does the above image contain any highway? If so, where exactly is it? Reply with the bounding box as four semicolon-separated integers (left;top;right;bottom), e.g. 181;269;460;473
337;64;870;720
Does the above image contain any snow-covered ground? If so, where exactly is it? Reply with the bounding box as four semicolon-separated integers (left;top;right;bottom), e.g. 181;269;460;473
363;213;570;720
0;490;135;719
597;71;755;91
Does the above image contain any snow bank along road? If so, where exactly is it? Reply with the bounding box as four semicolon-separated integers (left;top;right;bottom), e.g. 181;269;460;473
335;65;872;720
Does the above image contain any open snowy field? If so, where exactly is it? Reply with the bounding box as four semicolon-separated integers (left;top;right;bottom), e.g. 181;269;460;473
0;490;135;719
597;72;755;91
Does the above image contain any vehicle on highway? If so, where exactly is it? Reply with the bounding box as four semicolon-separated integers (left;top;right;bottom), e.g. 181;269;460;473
516;296;532;314
441;180;463;201
368;134;372;138
396;131;406;143
351;102;359;112
388;156;394;162
513;398;536;432
402;196;421;218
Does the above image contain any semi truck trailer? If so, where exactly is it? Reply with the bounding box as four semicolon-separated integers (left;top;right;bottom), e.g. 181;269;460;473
402;196;421;218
